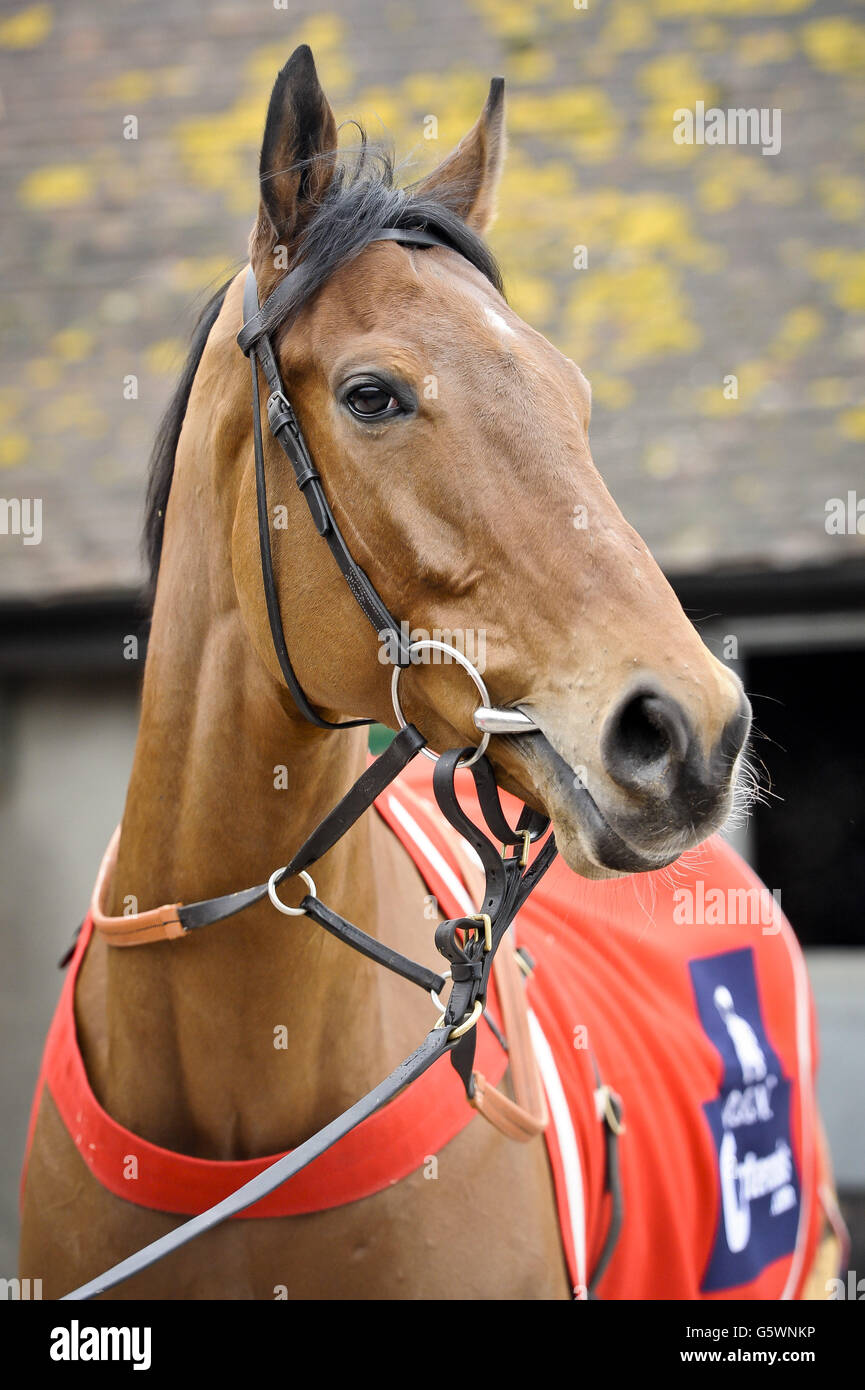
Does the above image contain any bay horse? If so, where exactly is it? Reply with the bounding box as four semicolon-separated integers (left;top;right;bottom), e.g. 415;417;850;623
20;47;838;1300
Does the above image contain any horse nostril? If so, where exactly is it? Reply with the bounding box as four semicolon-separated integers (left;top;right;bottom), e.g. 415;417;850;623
601;688;691;793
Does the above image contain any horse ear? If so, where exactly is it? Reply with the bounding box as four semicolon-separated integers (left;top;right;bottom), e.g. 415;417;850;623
412;78;506;233
250;46;338;269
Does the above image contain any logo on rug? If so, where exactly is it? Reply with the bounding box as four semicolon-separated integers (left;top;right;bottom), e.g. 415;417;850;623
689;948;799;1292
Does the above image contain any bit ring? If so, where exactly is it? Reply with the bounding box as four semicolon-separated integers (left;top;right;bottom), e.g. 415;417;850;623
391;639;491;769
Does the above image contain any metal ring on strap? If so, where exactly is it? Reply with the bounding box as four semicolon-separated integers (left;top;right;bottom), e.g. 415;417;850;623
434;998;484;1039
267;868;317;917
391;640;492;770
429;968;452;1015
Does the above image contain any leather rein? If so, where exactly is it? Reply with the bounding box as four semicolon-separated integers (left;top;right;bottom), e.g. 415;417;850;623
61;229;622;1300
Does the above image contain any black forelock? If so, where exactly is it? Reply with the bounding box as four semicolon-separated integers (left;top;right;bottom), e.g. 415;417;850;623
256;139;503;340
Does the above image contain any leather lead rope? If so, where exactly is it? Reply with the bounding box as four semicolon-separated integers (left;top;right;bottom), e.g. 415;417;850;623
62;1029;452;1301
472;936;548;1141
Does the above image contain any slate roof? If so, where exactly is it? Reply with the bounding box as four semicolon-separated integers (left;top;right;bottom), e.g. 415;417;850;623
1;0;864;600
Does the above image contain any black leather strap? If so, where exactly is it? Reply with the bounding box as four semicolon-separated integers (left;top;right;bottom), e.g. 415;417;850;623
245;270;374;728
178;723;426;931
277;723;426;878
429;749;557;1098
240;230;459;731
432;752;509;911
587;1067;625;1299
303;896;445;994
469;755;547;848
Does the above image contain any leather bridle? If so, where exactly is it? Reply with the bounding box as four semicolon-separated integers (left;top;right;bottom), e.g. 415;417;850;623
238;223;539;741
60;229;622;1300
238;231;427;729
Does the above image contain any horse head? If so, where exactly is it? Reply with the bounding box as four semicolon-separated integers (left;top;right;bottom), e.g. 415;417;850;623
177;46;751;880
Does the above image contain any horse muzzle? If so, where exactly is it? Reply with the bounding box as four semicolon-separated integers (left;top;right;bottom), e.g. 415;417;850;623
511;687;752;878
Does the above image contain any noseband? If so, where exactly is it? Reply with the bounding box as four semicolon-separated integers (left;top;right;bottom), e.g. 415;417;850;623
61;228;623;1300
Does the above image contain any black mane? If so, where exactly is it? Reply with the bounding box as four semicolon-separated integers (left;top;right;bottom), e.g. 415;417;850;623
143;140;502;603
143;280;232;598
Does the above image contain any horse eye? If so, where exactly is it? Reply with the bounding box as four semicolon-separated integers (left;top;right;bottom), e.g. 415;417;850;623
345;384;401;420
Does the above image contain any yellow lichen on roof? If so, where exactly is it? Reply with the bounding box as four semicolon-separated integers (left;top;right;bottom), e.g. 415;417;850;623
655;0;813;14
26;359;63;390
737;28;797;63
144;340;185;376
801;17;865;73
586;371;635;410
49;329;95;364
90;70;158;106
695;361;775;416
3;0;864;596
469;0;564;46
838;408;865;442
504;272;556;323
816;172;865;223
810;378;859;409
18;164;94;209
509;88;622;163
768;306;824;361
638;53;717;164
504;47;556;83
567;263;701;367
36;393;107;440
599;2;658;54
697;156;801;213
0;434;31;468
0;3;52;49
813;250;865;313
172;257;237;294
0;389;25;426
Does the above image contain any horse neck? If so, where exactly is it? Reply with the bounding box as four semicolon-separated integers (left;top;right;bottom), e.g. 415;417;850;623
90;495;429;1158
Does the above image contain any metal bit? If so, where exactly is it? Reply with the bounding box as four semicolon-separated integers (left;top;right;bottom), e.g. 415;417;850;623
472;706;539;735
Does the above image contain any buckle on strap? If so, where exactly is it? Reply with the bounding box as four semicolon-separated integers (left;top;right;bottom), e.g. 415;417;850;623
266;390;297;437
501;830;532;869
594;1083;626;1136
468;913;493;952
434;997;484;1039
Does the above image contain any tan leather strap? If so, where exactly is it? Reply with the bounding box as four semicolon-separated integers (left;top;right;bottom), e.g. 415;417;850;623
90;826;185;946
470;1068;547;1140
470;938;548;1140
488;932;548;1126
